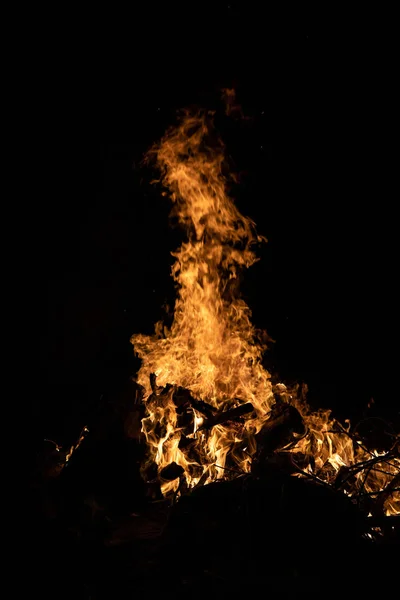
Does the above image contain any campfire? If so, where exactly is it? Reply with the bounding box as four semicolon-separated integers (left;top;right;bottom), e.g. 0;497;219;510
33;108;399;598
130;111;399;518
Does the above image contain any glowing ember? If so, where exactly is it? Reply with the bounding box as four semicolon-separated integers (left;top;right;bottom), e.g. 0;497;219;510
131;111;399;511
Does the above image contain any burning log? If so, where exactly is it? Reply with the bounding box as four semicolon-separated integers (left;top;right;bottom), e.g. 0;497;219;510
159;462;185;481
198;402;254;430
254;402;305;464
148;377;217;419
172;385;216;418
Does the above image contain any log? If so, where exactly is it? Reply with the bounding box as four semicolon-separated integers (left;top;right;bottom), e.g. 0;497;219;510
150;372;160;394
199;402;254;430
159;462;185;481
254;402;305;462
147;378;216;418
173;386;216;418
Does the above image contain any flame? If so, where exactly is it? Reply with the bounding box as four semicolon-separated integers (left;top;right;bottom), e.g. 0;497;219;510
131;111;399;510
65;426;89;463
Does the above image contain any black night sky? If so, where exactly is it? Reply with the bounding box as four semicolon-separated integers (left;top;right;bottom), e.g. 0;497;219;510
34;11;398;450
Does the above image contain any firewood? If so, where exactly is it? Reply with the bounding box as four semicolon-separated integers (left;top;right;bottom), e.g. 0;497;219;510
198;402;254;430
173;386;216;418
150;372;160;394
147;378;216;419
254;402;304;461
159;462;185;481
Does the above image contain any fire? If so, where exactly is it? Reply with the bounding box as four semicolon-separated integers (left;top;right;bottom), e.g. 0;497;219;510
131;111;399;511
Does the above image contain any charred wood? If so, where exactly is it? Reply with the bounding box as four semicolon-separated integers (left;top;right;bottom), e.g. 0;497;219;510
254;402;305;463
173;386;216;418
159;462;185;481
199;402;254;430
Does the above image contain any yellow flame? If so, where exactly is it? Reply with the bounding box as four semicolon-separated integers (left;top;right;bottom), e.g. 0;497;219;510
131;111;399;512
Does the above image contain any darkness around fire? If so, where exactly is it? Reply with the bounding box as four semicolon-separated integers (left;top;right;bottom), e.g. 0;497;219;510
35;12;398;450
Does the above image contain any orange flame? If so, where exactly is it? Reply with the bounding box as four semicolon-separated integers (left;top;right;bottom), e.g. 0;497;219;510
131;112;399;509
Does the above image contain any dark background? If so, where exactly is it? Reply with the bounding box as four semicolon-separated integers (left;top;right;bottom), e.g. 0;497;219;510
33;8;398;447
